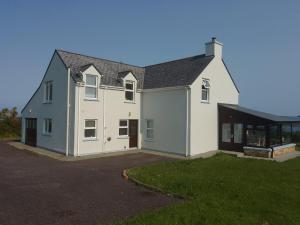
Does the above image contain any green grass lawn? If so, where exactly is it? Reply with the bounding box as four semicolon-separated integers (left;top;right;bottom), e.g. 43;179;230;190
296;145;300;151
114;153;300;225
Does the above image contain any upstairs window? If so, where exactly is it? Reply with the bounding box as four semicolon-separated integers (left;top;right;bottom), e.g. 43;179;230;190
85;74;97;99
145;119;154;140
125;81;134;102
43;119;52;135
201;79;210;102
44;81;53;103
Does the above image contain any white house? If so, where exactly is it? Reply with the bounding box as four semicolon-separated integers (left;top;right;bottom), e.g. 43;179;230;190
21;38;240;157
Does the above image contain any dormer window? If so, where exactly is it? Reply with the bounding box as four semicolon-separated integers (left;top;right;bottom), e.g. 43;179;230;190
85;74;98;100
201;79;210;102
125;80;134;102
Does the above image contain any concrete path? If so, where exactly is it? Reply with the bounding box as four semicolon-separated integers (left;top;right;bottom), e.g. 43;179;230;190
0;141;177;225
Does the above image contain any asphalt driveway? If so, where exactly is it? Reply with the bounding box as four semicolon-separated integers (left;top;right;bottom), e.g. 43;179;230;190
0;142;177;225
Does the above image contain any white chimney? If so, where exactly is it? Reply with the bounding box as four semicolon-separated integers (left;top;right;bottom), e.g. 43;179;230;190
205;37;223;58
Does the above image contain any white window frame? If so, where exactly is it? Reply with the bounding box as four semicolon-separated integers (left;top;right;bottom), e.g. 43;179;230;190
201;79;210;103
124;80;135;102
43;118;52;135
44;81;53;103
145;119;154;140
84;119;97;140
85;74;98;100
118;119;129;137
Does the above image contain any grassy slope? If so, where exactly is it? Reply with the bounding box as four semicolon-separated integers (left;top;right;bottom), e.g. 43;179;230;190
296;146;300;151
114;154;300;225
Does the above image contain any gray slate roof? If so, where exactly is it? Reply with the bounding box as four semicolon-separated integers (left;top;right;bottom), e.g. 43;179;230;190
56;50;215;90
220;104;300;123
56;50;145;89
144;54;214;89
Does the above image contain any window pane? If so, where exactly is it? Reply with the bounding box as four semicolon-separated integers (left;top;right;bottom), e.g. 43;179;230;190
270;125;281;147
146;120;153;129
119;120;127;126
86;75;96;86
85;120;95;128
292;124;300;144
125;91;133;101
49;83;53;100
85;87;97;98
48;120;52;133
119;128;128;135
222;123;231;143
282;124;292;144
146;129;153;139
126;82;133;90
203;79;210;88
234;123;243;143
84;129;96;138
44;120;47;132
246;130;266;147
45;83;49;101
202;89;208;101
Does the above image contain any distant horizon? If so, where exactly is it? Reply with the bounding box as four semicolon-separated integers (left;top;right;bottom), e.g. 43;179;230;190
1;0;299;116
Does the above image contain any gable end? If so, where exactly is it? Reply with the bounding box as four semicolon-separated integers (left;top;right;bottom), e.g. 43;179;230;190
21;51;68;113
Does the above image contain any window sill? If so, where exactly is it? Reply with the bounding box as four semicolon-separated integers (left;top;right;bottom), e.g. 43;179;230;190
84;98;99;102
43;102;52;104
117;136;129;139
83;138;98;141
124;101;136;104
144;138;153;142
201;100;210;104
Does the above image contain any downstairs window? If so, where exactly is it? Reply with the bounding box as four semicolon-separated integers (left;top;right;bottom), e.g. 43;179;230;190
84;120;97;139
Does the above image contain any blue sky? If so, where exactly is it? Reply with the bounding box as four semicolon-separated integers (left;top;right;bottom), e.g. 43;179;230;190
0;0;299;115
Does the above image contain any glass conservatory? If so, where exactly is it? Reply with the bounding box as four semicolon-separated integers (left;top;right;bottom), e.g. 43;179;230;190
218;104;300;157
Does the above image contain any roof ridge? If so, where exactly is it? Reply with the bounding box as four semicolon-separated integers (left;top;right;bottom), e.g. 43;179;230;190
56;49;211;70
145;54;209;68
56;49;145;69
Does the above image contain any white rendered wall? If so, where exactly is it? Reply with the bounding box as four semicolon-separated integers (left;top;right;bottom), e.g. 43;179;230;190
21;53;68;153
75;71;141;155
74;66;103;155
141;88;187;155
189;57;239;155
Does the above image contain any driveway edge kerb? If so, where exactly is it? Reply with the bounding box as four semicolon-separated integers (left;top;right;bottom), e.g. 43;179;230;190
8;141;141;162
122;169;188;201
